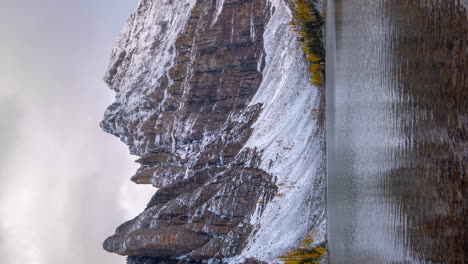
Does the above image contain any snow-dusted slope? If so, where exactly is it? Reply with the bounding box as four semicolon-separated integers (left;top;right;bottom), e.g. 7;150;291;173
233;0;326;262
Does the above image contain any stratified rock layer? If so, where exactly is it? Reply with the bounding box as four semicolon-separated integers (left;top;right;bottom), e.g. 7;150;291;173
102;0;326;263
102;0;276;260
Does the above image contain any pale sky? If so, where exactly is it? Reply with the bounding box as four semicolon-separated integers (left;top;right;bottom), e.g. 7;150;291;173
0;0;155;263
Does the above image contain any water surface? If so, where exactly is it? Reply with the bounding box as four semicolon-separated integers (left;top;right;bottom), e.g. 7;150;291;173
327;0;467;263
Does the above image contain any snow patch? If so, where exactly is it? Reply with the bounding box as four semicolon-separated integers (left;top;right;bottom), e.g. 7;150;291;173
212;0;225;26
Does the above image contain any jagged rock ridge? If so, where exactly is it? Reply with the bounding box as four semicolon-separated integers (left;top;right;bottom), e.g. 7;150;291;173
101;0;326;263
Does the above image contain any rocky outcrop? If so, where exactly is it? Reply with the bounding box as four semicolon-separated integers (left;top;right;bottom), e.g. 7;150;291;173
101;0;326;263
126;256;268;264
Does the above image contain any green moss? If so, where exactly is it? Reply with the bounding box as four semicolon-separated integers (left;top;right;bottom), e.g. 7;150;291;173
290;0;325;86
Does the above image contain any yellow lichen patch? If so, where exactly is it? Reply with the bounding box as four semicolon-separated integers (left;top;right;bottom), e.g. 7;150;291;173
275;193;285;198
291;0;325;87
293;0;316;22
279;235;326;264
306;53;322;63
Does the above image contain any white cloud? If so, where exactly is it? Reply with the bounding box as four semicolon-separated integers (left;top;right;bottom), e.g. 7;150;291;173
0;0;154;263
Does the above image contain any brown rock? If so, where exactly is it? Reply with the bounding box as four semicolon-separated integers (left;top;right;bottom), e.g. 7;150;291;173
101;0;279;262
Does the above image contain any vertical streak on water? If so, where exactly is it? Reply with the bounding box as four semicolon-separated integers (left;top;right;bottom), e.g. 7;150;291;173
326;0;410;262
325;0;336;260
328;0;402;262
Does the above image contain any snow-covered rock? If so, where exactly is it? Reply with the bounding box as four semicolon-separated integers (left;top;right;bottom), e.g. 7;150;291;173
101;0;325;263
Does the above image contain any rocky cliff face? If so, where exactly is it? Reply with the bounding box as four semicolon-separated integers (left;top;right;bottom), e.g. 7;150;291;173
101;0;326;263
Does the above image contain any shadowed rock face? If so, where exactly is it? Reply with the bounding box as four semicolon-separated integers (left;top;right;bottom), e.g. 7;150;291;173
101;0;278;262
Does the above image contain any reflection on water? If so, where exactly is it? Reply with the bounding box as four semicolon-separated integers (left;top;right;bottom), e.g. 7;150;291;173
326;0;467;263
